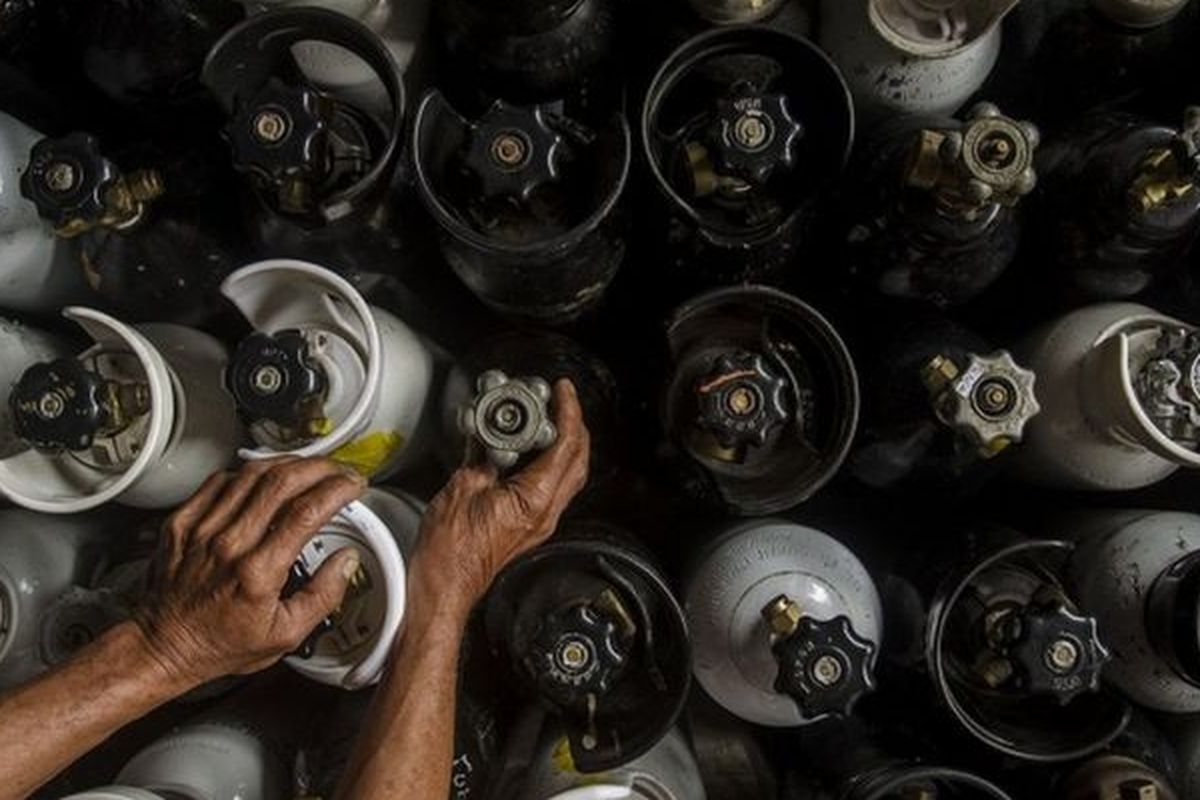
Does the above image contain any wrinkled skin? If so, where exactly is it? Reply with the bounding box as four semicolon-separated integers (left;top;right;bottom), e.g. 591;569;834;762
137;457;367;685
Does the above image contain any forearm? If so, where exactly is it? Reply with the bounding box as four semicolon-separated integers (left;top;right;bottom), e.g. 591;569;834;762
335;572;469;800
0;622;195;800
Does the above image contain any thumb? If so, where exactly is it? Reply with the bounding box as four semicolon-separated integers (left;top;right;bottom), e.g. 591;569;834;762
281;547;361;639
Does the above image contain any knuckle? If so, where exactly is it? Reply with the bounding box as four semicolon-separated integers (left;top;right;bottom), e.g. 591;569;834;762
210;533;242;564
235;555;273;591
288;497;327;529
258;466;296;497
162;512;189;542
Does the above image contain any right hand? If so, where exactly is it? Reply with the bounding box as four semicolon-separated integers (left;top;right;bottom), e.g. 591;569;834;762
134;457;367;689
410;379;591;621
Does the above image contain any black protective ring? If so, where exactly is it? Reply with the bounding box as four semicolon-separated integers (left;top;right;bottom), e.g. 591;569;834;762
200;7;406;223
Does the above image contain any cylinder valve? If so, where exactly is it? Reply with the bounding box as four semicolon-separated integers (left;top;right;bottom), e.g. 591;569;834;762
459;370;557;468
763;595;876;720
922;350;1039;457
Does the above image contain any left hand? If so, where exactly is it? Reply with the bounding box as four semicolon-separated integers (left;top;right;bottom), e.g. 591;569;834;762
408;379;591;621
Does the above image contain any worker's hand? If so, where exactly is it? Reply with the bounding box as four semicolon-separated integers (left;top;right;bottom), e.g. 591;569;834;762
412;379;590;621
134;457;367;689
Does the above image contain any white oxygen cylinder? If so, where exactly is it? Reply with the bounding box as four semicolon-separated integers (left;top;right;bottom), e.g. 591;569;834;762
221;259;436;481
521;728;707;800
0;110;88;313
1013;303;1200;490
0;316;72;459
0;509;108;690
1064;510;1200;713
0;308;241;512
685;519;883;727
283;488;422;689
818;0;1018;121
62;720;289;800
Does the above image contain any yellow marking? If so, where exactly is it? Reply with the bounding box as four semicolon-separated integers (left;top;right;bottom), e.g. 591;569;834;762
331;431;404;476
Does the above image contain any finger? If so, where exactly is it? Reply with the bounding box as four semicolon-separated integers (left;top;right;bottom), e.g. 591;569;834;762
212;458;354;560
277;547;361;644
507;379;590;503
191;457;298;545
164;471;233;544
246;472;367;590
152;471;233;588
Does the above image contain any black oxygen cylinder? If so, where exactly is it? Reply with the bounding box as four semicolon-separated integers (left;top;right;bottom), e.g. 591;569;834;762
482;521;691;773
49;0;244;128
1031;107;1200;300
437;0;619;105
640;25;854;292
840;103;1039;308
849;315;1039;495
201;7;408;279
411;89;630;323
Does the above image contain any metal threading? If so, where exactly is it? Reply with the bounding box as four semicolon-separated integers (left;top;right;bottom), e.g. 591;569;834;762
976;131;1018;171
490;131;530;169
1044;637;1081;675
972;377;1017;419
488;399;528;435
724;384;761;417
252;109;291;144
808;653;846;687
250;365;285;396
732;113;773;153
36;391;66;420
554;635;594;674
44;161;78;193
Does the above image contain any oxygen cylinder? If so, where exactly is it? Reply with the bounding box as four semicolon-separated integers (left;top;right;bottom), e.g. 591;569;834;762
0;111;89;313
786;718;1015;800
1064;510;1200;713
483;523;691;772
0;509;113;690
1012;302;1200;490
850;315;1039;493
19;131;246;322
818;0;1019;123
685;519;882;728
0;316;72;459
641;27;854;287
220;259;437;480
201;8;407;276
1058;754;1178;800
48;0;244;117
842;102;1040;307
1051;710;1181;800
438;0;618;103
661;286;859;515
239;0;428;117
283;488;421;689
412;90;630;322
1022;0;1195;125
0;307;241;512
62;721;290;800
37;554;148;673
1032;108;1200;300
924;532;1128;760
519;727;707;800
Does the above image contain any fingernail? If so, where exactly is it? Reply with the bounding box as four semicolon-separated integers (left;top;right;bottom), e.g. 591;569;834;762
341;549;362;580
